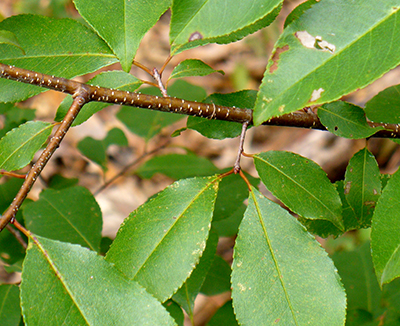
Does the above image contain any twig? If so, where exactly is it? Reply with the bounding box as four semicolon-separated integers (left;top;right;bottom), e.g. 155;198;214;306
153;67;168;97
234;121;249;173
94;140;171;195
0;170;26;178
0;91;90;232
6;224;27;249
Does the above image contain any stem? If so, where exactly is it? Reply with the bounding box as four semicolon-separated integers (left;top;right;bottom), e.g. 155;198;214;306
0;92;89;232
6;224;27;249
153;67;168;97
234;121;249;173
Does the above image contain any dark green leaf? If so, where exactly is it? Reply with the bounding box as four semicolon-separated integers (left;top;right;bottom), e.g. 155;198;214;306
169;59;224;79
170;0;282;54
254;151;344;230
231;187;346;325
48;174;79;190
254;0;400;125
23;186;102;252
207;301;238;326
74;0;170;72
0;121;53;172
106;176;221;302
173;231;218;315
318;102;383;139
372;167;400;286
137;153;220;180
56;70;142;126
365;84;400;124
284;0;318;28
200;255;231;296
21;236;176;325
117;80;206;140
0;30;24;54
344;148;381;227
0;14;117;103
187;90;256;140
335;180;359;232
212;204;246;237
163;300;184;326
0;284;21;326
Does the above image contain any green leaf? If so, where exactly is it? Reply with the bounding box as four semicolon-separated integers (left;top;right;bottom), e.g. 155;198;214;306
254;151;344;230
344;148;381;227
74;0;170;72
187;90;256;140
335;180;359;232
332;242;381;314
137;153;220;180
106;176;220;302
231;187;346;325
0;121;53;172
254;0;400;125
318;101;384;139
169;59;224;79
55;70;142;126
21;236;176;325
173;231;218;315
77;128;128;171
0;30;25;54
0;14;117;103
170;0;282;54
212;204;246;237
284;0;318;28
0;284;21;326
117;80;206;140
163;300;184;326
365;84;400;124
207;300;238;326
48;174;79;190
23;186;102;252
372;167;400;286
200;255;231;296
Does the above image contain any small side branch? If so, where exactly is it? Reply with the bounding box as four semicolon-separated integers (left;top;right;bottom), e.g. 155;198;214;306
234;121;249;173
0;91;89;232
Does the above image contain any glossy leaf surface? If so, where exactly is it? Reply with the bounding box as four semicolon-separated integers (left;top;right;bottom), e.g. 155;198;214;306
372;167;400;286
318;102;383;139
74;0;170;72
344;148;381;228
169;59;224;79
365;84;400;123
0;121;52;172
23;186;102;252
187;90;256;140
21;236;175;325
170;0;282;54
0;14;117;102
254;1;400;125
254;151;343;230
55;70;142;125
231;187;346;325
106;176;220;302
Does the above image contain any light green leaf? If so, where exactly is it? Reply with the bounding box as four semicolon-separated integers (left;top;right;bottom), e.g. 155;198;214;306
23;186;102;252
332;241;381;314
170;0;282;54
372;167;400;286
0;14;117;103
74;0;170;72
344;148;381;227
169;59;224;80
173;231;218;315
137;153;220;180
254;151;344;230
365;84;400;124
187;90;256;140
0;121;53;172
0;30;25;54
0;284;21;326
106;176;220;302
21;236;176;325
231;187;346;325
254;1;400;125
318;101;384;139
117;80;206;140
77;128;128;171
55;70;142;126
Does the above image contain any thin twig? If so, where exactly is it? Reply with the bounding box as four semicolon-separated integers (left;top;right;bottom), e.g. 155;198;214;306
234;121;249;173
159;55;173;75
0;91;90;232
6;224;27;249
0;170;26;178
132;60;153;75
94;139;171;195
153;67;168;97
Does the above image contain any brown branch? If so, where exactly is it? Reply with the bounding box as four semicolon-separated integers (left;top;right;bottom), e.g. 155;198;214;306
0;89;90;232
